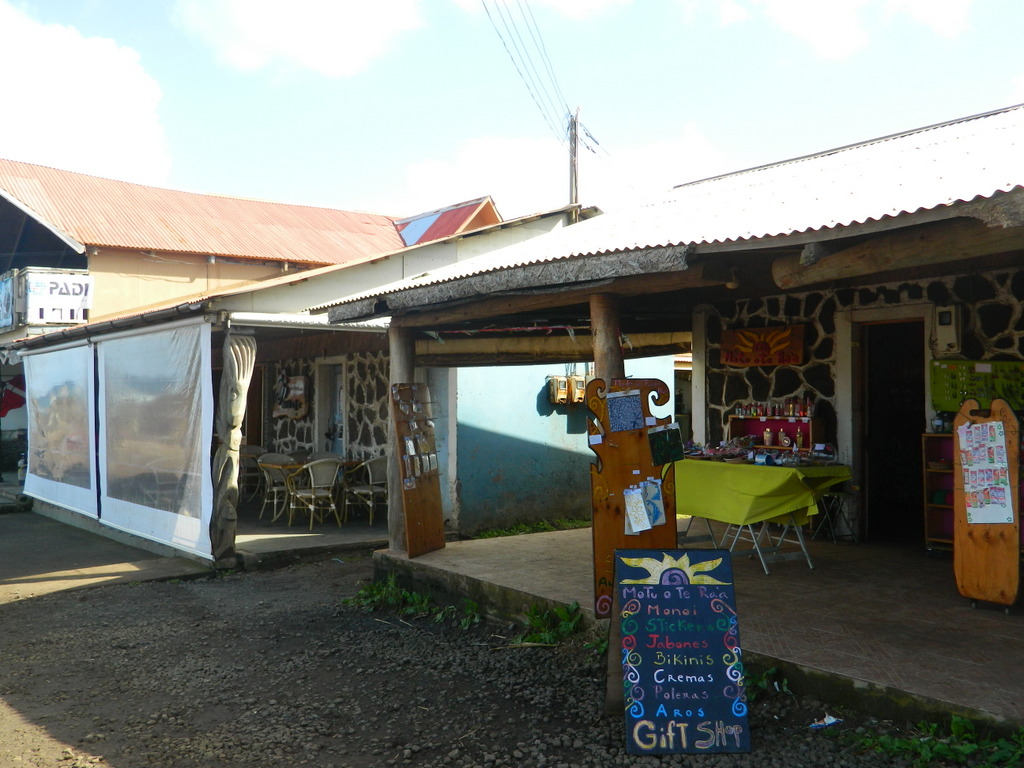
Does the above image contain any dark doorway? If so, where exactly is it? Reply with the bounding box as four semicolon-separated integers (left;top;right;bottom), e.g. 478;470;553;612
861;321;926;543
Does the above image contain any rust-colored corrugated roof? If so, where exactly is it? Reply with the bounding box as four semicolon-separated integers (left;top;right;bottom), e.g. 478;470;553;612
395;196;500;246
0;159;406;266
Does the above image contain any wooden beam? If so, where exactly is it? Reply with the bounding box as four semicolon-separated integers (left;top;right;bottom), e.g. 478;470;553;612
391;269;721;329
773;219;1024;290
253;330;387;362
413;331;692;367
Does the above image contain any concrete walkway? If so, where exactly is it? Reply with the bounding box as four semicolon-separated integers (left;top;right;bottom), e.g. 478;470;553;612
379;525;1024;729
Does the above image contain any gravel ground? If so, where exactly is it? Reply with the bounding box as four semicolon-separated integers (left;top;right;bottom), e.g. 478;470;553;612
0;549;984;768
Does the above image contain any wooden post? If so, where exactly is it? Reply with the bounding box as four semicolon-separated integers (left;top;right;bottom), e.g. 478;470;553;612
210;332;256;566
388;324;416;554
590;293;625;380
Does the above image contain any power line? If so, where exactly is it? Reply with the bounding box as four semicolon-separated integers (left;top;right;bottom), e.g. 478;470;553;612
481;0;568;143
481;0;629;206
517;0;570;122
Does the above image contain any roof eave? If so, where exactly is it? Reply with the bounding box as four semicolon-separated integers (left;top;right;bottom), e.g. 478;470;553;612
0;187;86;254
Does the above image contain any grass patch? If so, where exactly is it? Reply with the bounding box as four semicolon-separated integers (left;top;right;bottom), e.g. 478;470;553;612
851;715;1024;767
343;575;483;629
344;577;582;646
512;601;583;645
475;518;590;538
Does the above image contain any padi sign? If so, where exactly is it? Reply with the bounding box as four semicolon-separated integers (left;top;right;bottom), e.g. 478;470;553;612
25;272;93;323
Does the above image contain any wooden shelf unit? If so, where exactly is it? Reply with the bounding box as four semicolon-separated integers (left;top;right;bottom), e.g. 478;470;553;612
924;428;1024;556
728;415;822;450
922;433;955;551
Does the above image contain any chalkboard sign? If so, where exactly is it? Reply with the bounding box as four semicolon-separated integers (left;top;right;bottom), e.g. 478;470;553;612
616;549;750;755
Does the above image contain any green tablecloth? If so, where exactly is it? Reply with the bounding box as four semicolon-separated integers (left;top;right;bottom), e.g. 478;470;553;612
673;461;851;526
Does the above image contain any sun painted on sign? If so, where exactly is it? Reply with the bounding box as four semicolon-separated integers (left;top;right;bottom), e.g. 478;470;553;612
616;549;751;755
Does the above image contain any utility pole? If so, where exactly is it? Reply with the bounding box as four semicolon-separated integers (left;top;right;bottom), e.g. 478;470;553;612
568;107;579;224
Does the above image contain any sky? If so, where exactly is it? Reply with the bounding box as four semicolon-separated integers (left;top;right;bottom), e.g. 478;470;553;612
0;0;1022;221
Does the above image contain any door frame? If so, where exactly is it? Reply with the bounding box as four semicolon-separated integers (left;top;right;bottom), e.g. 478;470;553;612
315;356;348;454
859;319;926;541
835;302;938;537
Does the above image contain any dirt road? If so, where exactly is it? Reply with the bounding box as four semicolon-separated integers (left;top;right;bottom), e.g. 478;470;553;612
0;550;910;768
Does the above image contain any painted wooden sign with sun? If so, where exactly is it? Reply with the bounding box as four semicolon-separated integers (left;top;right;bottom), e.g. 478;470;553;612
721;325;804;367
616;549;751;755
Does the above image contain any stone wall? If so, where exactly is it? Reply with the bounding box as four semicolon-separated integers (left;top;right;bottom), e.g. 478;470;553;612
263;352;389;459
703;266;1024;445
343;350;389;461
267;359;316;455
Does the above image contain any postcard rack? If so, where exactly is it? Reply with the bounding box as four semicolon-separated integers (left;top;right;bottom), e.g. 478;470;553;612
391;383;446;558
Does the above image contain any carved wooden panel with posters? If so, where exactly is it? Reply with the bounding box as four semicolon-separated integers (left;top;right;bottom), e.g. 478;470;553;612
953;397;1020;608
587;377;678;619
391;383;446;558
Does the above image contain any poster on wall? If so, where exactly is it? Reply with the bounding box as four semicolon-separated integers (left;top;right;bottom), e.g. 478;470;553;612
956;421;1014;524
272;374;309;419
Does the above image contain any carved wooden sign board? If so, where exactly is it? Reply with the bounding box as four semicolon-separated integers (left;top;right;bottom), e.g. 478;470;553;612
952;397;1021;608
391;383;446;558
587;377;678;619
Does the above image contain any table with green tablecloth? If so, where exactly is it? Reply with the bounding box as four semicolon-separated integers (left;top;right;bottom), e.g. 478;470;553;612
672;460;851;573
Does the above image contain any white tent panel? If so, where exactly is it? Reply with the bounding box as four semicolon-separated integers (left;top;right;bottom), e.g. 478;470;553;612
98;321;214;559
22;343;98;517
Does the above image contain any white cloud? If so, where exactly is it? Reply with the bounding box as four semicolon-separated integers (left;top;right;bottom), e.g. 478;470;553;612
737;0;976;59
753;0;873;59
717;0;752;26
175;0;424;78
529;0;633;20
374;123;739;220
887;0;974;38
378;135;568;219
579;124;741;211
0;2;170;184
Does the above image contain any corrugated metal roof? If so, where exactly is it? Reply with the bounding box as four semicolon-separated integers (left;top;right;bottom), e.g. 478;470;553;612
0;159;406;266
395;197;499;246
332;103;1024;306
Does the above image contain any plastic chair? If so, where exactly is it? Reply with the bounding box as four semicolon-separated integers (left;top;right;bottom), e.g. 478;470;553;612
285;458;344;529
343;455;388;525
257;453;298;521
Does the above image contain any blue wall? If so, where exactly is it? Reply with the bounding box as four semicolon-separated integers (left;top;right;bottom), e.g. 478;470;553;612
454;358;674;533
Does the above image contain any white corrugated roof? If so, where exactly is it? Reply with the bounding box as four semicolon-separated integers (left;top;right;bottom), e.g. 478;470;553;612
331;103;1024;307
